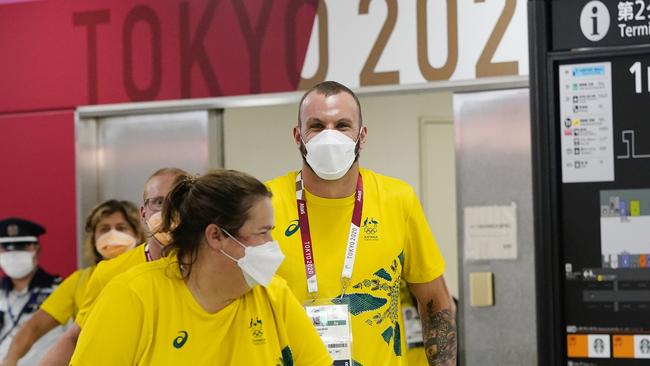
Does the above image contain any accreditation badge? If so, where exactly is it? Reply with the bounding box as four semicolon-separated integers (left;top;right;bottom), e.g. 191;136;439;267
402;304;424;348
304;299;353;366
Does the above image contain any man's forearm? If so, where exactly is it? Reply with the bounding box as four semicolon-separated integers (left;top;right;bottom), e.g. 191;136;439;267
421;300;457;366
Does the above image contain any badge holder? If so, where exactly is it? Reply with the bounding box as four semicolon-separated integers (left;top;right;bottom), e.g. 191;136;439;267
401;304;424;348
304;297;353;366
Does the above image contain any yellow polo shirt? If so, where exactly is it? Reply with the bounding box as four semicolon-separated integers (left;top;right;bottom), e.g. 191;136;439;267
75;244;148;328
71;256;332;366
267;168;445;366
39;266;95;325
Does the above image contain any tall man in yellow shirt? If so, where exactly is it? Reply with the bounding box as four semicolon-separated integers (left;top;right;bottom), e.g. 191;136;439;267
266;81;457;366
37;167;186;366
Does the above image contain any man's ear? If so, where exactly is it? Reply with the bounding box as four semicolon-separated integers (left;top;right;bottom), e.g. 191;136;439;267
293;125;302;147
358;125;368;150
140;206;146;223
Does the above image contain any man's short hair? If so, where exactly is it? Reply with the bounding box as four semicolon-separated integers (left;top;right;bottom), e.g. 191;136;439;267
143;167;188;201
298;81;362;125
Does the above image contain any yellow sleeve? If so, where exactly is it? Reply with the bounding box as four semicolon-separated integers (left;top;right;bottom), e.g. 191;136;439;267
70;281;145;365
39;269;82;325
403;188;446;284
278;281;332;366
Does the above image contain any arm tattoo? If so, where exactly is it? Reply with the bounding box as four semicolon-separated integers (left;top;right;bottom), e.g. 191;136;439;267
421;300;457;366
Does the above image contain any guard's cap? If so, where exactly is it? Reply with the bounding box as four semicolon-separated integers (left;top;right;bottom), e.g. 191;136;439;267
0;218;45;250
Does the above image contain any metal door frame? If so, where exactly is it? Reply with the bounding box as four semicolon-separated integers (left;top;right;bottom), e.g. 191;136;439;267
74;102;231;267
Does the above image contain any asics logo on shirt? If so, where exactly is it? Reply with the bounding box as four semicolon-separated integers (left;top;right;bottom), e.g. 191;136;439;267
284;220;300;237
173;331;188;349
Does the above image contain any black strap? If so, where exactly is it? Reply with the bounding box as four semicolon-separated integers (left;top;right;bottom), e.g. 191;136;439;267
0;321;17;346
0;268;58;346
0;312;16;346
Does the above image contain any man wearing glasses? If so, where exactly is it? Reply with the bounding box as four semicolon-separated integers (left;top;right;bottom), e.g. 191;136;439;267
0;218;62;365
38;167;187;366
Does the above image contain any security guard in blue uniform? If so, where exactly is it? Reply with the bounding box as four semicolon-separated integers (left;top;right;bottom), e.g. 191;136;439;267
0;218;61;365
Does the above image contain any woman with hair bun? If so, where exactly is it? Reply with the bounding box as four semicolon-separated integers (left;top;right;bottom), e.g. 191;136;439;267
71;170;332;366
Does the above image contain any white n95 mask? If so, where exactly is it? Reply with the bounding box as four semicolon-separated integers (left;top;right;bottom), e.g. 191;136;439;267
95;229;136;259
220;230;285;288
0;251;35;279
304;129;358;180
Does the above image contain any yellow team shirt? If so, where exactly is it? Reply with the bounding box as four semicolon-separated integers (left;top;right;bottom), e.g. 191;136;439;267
70;256;333;366
75;244;148;328
39;266;95;325
267;168;445;366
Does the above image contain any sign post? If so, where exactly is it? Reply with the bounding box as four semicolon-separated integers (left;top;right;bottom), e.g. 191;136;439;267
531;0;650;365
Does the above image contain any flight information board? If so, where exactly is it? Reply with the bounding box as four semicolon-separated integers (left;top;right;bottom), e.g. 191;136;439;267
557;52;650;365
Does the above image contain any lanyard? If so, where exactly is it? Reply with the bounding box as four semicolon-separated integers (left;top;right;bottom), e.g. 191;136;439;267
296;171;364;297
144;243;152;262
5;287;40;327
0;287;41;346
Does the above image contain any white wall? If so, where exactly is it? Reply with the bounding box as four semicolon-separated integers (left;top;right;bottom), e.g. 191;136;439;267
358;93;453;195
421;120;458;297
223;92;458;296
223;103;300;183
224;92;453;192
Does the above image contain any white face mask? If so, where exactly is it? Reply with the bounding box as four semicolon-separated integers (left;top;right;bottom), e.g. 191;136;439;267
220;230;285;288
303;129;358;180
95;229;136;259
0;251;36;279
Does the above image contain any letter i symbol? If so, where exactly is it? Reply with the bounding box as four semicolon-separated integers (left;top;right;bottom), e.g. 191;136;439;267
591;6;599;35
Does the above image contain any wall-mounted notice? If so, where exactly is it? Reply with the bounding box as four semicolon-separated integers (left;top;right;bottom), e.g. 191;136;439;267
559;62;614;183
464;204;517;260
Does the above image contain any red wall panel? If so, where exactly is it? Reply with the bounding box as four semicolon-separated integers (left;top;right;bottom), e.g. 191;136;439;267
0;0;318;113
0;0;318;275
0;111;76;277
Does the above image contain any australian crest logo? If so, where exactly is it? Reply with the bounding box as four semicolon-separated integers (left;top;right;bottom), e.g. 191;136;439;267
249;317;266;345
362;217;379;240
